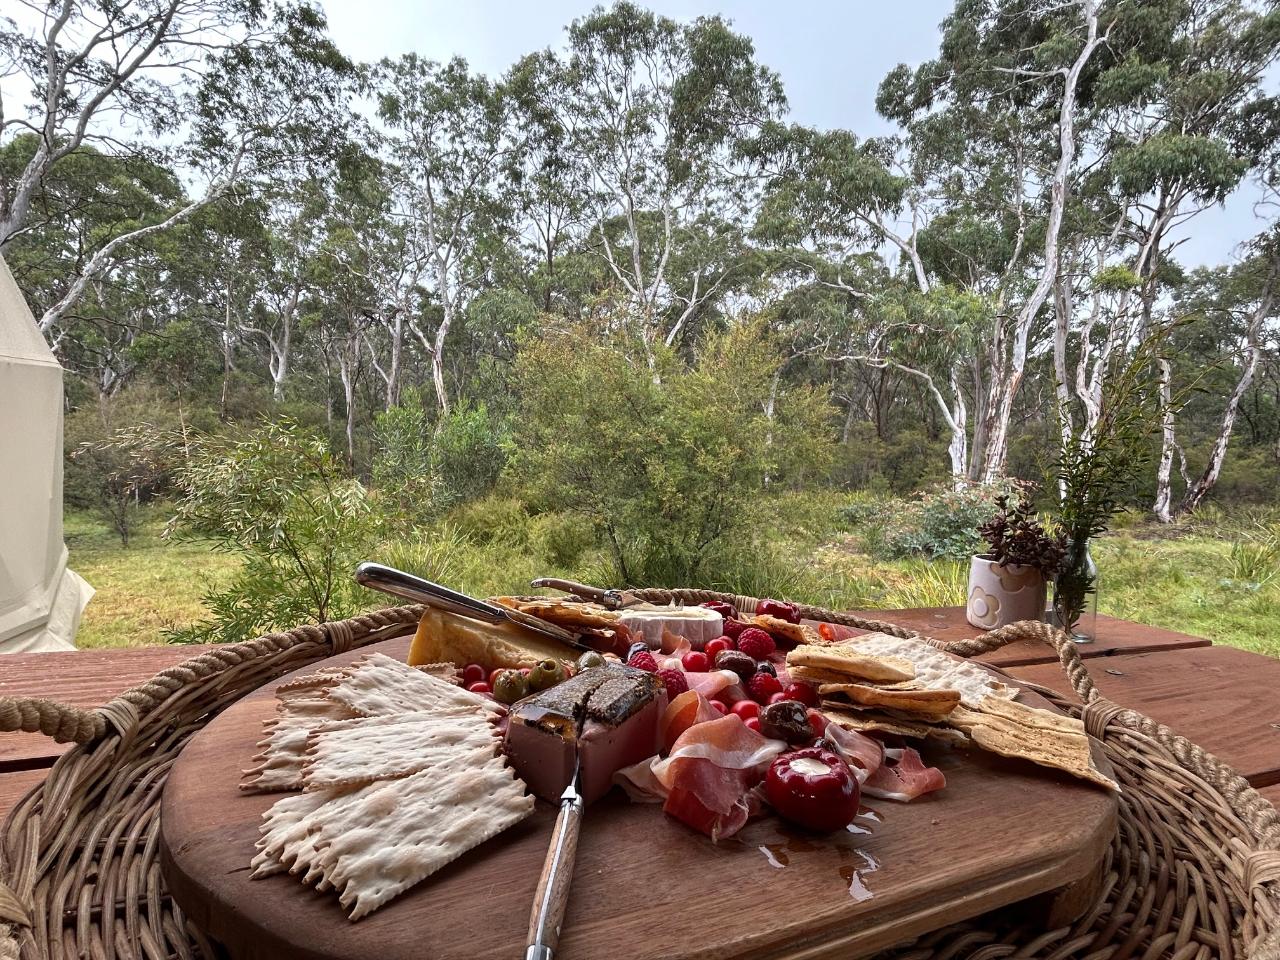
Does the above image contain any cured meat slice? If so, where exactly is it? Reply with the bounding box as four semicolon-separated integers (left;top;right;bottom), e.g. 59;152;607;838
660;690;722;753
683;669;741;701
654;715;786;840
822;723;885;784
862;745;946;802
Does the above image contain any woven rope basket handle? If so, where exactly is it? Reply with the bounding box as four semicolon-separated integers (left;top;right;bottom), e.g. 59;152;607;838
0;606;424;746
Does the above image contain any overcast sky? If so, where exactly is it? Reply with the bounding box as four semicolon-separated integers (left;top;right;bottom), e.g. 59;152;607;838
315;0;1269;270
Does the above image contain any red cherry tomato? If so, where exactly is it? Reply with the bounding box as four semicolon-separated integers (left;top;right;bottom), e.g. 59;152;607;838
705;637;734;658
467;681;492;695
731;700;759;720
681;651;710;673
462;664;486;685
709;699;729;715
765;747;860;832
783;682;819;707
744;716;762;733
807;709;829;739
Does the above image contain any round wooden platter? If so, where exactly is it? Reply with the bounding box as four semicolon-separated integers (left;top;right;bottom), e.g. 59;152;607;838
160;635;1118;960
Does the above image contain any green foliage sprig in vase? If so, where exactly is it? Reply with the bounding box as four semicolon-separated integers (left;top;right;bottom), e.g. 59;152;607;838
1051;338;1167;640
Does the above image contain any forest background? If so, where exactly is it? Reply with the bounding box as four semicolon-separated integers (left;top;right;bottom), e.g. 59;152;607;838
3;0;1279;655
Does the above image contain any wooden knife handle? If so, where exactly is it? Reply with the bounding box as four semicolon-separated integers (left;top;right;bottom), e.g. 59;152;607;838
525;795;585;960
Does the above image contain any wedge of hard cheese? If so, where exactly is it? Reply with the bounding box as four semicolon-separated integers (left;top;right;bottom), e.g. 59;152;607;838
408;606;578;669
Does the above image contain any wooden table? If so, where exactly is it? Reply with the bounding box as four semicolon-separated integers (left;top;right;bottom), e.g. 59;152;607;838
2;609;1276;823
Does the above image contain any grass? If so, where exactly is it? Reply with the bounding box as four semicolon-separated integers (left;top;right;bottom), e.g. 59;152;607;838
63;498;1280;659
66;510;241;648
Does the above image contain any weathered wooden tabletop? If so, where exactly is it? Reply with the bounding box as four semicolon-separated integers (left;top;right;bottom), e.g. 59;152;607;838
1;607;1276;822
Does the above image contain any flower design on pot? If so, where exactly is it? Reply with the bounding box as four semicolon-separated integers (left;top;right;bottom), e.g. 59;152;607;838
967;585;1000;629
992;561;1040;593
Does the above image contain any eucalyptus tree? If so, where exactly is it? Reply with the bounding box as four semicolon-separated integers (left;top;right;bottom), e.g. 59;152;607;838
373;55;514;415
524;2;785;359
1175;242;1279;512
1074;0;1280;519
878;0;1111;483
1;0;353;341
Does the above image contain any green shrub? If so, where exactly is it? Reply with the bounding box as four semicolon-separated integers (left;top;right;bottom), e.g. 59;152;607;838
509;320;834;586
165;419;379;643
373;392;510;522
877;481;1018;561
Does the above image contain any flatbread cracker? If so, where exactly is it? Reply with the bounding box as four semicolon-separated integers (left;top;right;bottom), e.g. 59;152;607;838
819;682;960;720
302;712;497;791
327;653;502;719
312;752;535;920
491;597;619;630
841;634;1016;705
821;706;969;745
948;695;1118;791
751;614;822;647
787;644;916;683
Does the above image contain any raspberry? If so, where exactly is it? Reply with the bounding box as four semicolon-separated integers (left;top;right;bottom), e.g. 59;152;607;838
736;627;776;660
627;650;659;672
748;672;783;703
656;668;688;698
722;619;749;639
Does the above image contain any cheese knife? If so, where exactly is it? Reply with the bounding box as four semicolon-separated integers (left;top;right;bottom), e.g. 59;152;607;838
525;755;584;960
354;563;590;650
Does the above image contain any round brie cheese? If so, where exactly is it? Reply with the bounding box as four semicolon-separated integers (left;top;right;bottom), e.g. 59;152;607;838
619;604;724;649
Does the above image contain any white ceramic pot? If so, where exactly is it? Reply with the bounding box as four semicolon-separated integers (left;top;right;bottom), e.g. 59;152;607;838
965;555;1046;630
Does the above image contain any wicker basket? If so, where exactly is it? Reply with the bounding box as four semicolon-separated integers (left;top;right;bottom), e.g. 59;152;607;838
1;592;1277;960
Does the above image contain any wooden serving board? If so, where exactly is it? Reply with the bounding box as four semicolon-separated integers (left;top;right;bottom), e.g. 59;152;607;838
160;636;1118;960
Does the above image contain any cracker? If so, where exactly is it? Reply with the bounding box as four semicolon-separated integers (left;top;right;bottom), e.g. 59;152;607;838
251;785;374;888
820;706;969;745
948;695;1118;791
302;712;497;791
327;653;502;719
842;633;1016;705
819;682;960;719
413;662;460;684
311;752;535;920
491;597;619;630
240;696;358;793
751;615;822;647
787;645;916;684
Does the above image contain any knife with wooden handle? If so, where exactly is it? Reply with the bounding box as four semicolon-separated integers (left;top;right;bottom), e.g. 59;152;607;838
525;758;584;960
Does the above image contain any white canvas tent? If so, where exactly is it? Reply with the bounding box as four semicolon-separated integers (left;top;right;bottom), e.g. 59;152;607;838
0;254;92;652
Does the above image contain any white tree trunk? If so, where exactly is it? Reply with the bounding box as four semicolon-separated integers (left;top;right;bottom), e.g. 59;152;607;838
1179;282;1274;513
980;1;1103;482
1152;357;1176;523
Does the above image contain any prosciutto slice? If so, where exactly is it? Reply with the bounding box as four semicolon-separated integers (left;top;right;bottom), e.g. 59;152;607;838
683;670;742;702
660;691;722;753
862;745;946;802
823;723;885;784
615;715;786;840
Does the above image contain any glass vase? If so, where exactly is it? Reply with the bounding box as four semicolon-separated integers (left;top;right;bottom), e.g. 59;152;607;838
1051;538;1097;644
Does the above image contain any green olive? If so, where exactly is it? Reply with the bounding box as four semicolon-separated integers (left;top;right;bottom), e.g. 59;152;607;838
528;658;568;691
492;669;529;705
576;650;607;672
